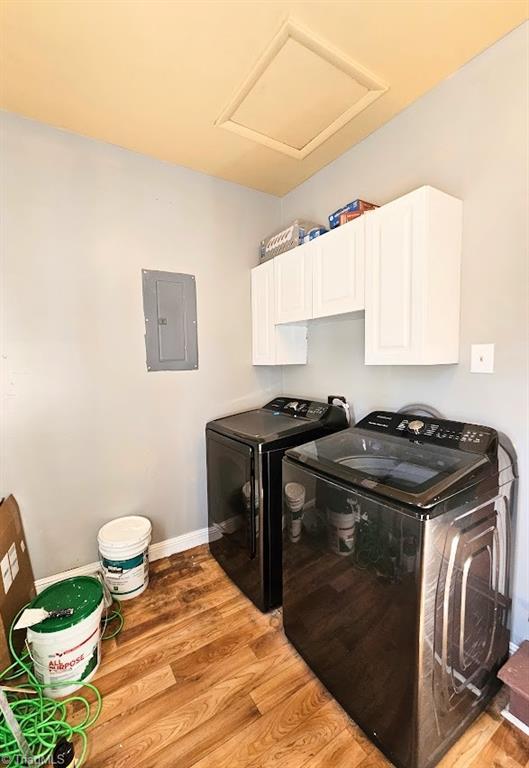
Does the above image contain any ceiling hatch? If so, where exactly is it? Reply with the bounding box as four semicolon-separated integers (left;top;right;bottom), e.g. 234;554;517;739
215;18;389;160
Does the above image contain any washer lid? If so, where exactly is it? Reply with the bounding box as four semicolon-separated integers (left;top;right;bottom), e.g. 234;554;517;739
286;426;496;509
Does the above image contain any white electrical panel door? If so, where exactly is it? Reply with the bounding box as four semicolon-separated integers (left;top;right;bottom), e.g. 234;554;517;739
365;186;462;365
251;261;276;365
274;246;313;324
313;218;365;318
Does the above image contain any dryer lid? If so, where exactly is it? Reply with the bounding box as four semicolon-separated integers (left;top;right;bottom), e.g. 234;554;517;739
207;409;313;442
286;411;500;509
207;396;346;444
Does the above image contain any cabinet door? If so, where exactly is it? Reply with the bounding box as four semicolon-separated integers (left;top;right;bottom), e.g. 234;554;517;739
274;246;312;324
364;191;425;364
251;261;275;365
313;219;365;318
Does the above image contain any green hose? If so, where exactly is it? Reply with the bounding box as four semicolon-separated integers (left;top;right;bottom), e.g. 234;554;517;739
101;603;124;641
0;599;124;765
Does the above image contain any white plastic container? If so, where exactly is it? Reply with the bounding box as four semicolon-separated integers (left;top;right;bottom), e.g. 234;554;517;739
28;576;104;699
98;516;152;601
285;482;306;543
326;502;360;556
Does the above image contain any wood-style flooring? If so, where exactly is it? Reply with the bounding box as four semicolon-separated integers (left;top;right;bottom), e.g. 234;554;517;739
85;546;529;768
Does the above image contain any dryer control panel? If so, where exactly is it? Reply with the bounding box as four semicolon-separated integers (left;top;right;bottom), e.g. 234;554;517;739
265;396;336;422
356;411;497;453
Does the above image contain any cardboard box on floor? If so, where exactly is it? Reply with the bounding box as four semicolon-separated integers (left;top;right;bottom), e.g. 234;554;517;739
0;495;36;671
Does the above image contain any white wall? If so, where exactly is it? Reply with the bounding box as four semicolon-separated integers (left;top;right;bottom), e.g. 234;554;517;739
280;24;529;645
0;113;281;578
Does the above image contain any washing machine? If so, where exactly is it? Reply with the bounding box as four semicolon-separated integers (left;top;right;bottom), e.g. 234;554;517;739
206;396;348;612
282;410;516;768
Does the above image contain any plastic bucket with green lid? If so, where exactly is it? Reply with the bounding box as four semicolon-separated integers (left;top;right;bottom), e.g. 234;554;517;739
27;576;104;699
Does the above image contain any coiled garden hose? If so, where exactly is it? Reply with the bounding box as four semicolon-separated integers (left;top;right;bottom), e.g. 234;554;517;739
0;599;124;765
101;601;124;641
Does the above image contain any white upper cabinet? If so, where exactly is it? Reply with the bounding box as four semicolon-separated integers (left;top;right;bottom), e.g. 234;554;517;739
312;217;365;318
251;185;462;367
251;260;307;366
274;245;313;324
251;259;275;365
364;186;462;365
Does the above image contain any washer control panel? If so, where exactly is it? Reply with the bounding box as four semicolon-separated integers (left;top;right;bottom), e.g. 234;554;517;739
407;419;426;435
265;396;331;421
356;411;497;453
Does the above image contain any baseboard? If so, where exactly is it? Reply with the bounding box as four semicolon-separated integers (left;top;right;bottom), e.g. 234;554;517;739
148;527;210;560
35;526;210;592
35;559;102;592
501;707;529;736
510;641;520;656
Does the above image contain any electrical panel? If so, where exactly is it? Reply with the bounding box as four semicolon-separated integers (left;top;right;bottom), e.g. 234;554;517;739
142;269;198;371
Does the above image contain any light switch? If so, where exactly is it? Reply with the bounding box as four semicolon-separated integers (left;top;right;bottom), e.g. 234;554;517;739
470;344;494;374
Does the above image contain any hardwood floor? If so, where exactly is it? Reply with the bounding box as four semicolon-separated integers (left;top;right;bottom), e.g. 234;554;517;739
85;546;529;768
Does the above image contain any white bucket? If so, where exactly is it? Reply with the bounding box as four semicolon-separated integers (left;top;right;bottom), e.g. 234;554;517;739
285;483;306;543
28;576;104;699
327;505;358;556
98;515;152;601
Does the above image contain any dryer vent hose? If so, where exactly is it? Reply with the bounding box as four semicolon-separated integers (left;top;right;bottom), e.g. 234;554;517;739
397;403;445;419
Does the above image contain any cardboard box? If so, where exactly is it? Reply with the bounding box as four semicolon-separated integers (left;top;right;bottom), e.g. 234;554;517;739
339;211;363;226
328;199;379;229
0;495;36;671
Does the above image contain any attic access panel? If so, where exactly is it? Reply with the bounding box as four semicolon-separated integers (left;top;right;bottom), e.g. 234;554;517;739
142;270;198;371
215;18;388;159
